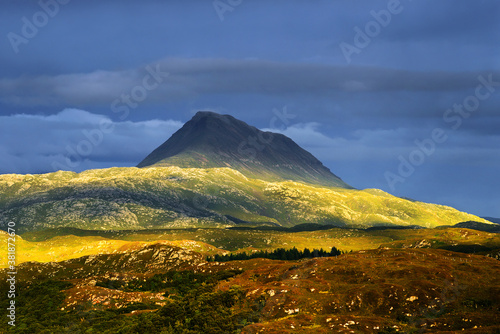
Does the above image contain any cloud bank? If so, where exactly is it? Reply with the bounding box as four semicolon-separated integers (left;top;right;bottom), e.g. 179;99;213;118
1;59;499;109
0;109;182;174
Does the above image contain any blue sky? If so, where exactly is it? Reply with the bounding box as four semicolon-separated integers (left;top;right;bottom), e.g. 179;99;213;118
1;0;499;218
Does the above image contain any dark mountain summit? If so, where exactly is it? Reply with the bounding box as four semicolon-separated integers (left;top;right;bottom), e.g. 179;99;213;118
137;111;351;188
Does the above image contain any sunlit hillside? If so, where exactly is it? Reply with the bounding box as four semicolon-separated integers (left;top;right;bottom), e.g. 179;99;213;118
0;166;490;234
3;226;499;268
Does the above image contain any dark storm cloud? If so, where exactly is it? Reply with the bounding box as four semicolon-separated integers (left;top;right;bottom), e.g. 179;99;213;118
1;58;498;109
378;1;500;44
0;0;498;217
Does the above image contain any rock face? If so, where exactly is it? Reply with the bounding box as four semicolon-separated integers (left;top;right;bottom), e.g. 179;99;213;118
137;111;351;188
11;243;204;280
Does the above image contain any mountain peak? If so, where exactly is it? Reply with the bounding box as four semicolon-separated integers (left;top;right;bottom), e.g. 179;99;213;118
193;110;231;120
191;111;256;131
137;111;351;188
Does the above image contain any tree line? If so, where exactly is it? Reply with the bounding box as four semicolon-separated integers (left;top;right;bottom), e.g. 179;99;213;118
207;246;343;262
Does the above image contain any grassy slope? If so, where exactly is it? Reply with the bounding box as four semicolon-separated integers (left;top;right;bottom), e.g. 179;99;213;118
0;167;490;233
0;230;219;268
3;226;499;268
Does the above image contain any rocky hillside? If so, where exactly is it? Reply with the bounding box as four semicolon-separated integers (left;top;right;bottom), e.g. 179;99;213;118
9;243;204;281
1;245;499;333
0;167;491;233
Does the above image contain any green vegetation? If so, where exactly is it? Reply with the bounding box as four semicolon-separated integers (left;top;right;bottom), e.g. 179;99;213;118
227;222;345;232
3;224;500;268
0;166;491;234
451;221;500;233
438;244;493;253
207;246;342;262
0;280;73;333
118;269;243;295
1;246;499;333
0;270;255;334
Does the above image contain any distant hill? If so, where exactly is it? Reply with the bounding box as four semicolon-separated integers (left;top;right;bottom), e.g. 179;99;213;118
483;217;500;224
137;111;350;188
0;167;492;233
452;221;500;233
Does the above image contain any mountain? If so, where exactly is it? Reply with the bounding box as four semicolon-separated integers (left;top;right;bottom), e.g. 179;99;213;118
137;111;350;188
0;112;493;233
483;217;500;225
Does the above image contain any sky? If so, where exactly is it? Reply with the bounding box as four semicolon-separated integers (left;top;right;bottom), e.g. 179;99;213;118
0;0;499;218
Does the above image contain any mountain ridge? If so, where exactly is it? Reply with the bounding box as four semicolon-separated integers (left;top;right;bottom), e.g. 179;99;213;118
0;166;491;233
